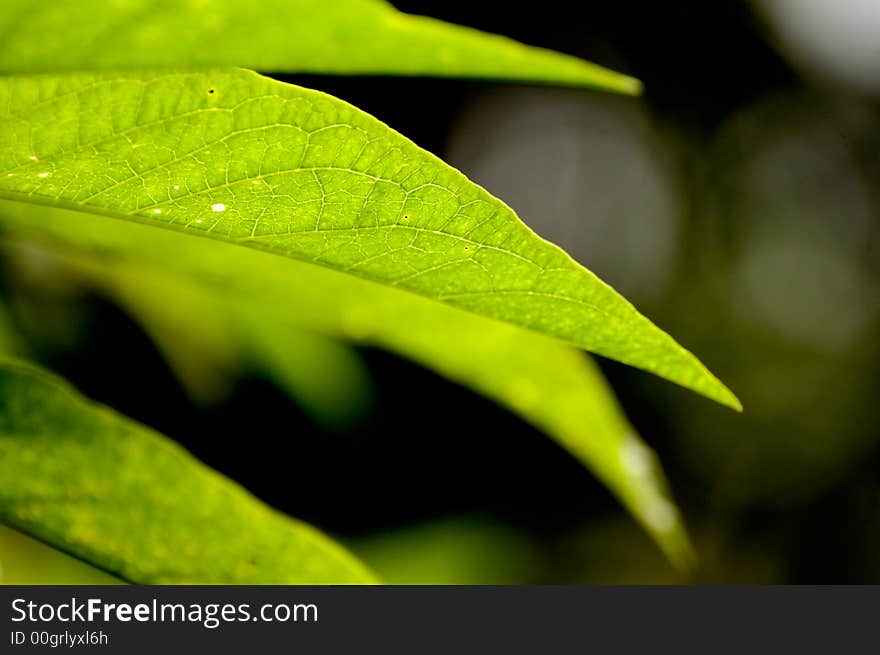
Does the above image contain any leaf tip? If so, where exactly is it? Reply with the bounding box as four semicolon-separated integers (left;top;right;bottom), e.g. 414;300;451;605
615;74;643;96
663;532;698;574
711;381;743;413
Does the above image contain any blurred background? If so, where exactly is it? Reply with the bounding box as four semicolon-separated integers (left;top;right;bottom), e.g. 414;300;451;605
1;0;879;583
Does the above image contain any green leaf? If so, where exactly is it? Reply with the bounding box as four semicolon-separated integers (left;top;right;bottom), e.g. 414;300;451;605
0;201;695;566
0;69;738;411
107;259;374;428
0;357;377;584
236;322;374;430
0;524;123;584
0;0;639;93
349;516;541;584
0;297;25;357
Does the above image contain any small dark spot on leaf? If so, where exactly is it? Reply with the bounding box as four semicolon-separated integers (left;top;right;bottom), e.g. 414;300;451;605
208;88;215;94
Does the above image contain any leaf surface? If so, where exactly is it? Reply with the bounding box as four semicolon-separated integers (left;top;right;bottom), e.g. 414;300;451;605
0;69;738;410
0;0;639;93
0;525;122;584
0;357;377;584
1;201;694;565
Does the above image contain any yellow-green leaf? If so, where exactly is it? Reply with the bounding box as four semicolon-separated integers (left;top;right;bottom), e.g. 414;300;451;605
0;525;123;584
0;69;738;410
0;201;694;565
0;357;377;584
0;0;639;93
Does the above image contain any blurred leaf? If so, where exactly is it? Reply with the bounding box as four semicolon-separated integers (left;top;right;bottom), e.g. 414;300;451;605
349;516;540;584
0;69;737;410
0;524;122;585
103;264;243;405
0;298;24;357
0;0;639;93
243;326;372;430
547;518;782;584
0;357;377;583
109;264;374;428
1;202;694;565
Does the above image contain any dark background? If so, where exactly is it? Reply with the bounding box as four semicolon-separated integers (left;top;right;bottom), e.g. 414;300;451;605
2;1;879;583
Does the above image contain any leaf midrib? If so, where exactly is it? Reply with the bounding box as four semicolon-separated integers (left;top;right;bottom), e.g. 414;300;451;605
0;76;627;323
0;189;621;330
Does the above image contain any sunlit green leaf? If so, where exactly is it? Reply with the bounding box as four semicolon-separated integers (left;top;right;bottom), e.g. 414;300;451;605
0;202;694;565
0;0;639;93
0;357;377;584
0;69;738;410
